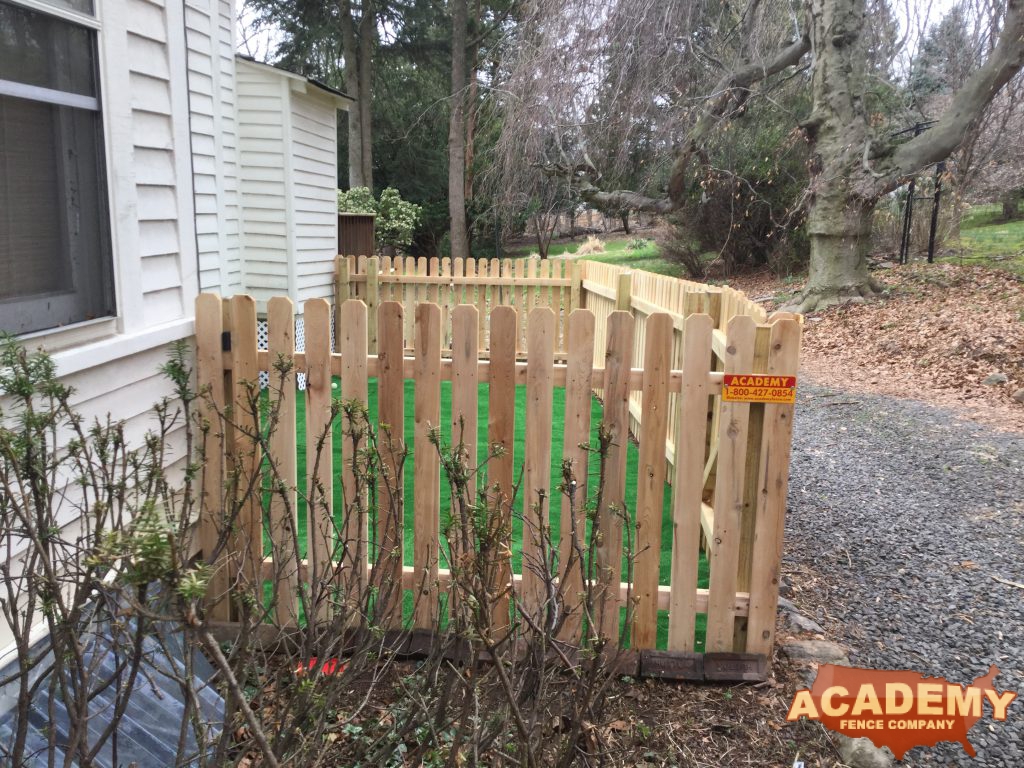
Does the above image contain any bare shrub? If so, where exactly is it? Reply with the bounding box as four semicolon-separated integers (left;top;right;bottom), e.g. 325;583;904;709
0;337;635;767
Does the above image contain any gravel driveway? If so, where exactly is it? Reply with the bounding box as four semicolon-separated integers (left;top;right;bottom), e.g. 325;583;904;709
783;383;1024;767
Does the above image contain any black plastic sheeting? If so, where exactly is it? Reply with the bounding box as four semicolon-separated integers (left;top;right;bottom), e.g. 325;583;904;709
0;610;224;767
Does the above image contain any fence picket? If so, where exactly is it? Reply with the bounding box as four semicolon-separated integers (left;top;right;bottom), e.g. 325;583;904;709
229;295;261;605
413;302;442;628
195;294;229;622
735;324;772;650
404;256;416;348
487;306;517;630
378;301;406;627
512;258;524;354
596;310;634;643
632;312;672;649
304;299;334;622
745;317;802;655
440;257;452;348
705;315;756;651
521;307;556;619
667;313;713;651
339;299;370;599
558;309;596;643
267;296;298;626
488;258;501;350
428;256;440;305
449;305;479;576
525;258;538;333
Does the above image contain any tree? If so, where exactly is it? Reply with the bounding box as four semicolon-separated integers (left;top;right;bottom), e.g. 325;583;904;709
243;0;378;189
500;0;1024;311
340;0;377;189
448;0;470;258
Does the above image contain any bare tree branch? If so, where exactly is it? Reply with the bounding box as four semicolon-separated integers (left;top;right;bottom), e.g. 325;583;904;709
887;0;1024;178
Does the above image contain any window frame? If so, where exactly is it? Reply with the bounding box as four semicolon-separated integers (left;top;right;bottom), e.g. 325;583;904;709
0;0;117;340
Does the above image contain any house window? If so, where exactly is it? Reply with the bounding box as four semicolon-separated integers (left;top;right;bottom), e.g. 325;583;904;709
0;0;114;336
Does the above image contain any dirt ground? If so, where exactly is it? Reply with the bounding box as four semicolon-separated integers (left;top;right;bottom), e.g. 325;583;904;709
727;262;1024;432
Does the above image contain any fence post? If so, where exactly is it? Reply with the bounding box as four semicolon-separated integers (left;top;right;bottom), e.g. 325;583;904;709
734;323;772;651
570;260;583;312
367;255;380;354
335;255;350;344
616;270;633;311
335;255;351;303
195;294;229;622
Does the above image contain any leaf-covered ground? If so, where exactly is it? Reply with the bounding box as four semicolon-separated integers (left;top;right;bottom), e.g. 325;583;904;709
733;263;1024;431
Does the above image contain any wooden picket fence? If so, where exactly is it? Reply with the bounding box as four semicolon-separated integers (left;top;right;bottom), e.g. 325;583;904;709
335;254;583;355
195;287;801;678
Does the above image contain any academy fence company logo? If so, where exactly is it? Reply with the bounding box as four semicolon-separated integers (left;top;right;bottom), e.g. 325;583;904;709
786;665;1018;760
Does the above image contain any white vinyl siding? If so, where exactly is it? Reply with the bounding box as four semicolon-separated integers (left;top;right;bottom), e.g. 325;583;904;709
123;0;196;327
236;58;344;311
185;0;239;295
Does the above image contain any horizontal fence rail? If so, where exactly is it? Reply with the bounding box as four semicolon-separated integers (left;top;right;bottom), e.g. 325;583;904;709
196;289;801;668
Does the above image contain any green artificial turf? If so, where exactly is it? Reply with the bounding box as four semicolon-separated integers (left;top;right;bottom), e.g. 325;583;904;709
273;379;708;650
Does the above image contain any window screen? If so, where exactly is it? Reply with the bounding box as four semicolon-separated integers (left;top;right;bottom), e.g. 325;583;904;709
0;0;113;335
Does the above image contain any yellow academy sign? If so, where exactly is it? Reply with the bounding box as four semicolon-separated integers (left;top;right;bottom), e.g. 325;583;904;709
721;374;797;404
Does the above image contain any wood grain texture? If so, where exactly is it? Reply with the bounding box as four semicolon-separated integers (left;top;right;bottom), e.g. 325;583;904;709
705;315;756;651
377;301;406;627
596;310;635;644
339;300;369;598
413;302;442;628
744;318;801;655
449;305;480;578
267;296;298;626
521;307;556;619
230;295;261;604
486;306;517;630
668;313;714;651
632;312;672;649
195;294;229;621
303;299;334;622
558;309;596;643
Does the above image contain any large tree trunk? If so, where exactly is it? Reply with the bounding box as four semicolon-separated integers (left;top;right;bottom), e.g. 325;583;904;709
357;0;375;189
463;0;481;246
785;0;882;312
1001;190;1020;221
797;193;880;311
448;0;469;259
340;0;374;190
340;3;364;189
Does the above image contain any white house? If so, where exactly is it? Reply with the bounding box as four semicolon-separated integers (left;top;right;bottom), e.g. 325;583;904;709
0;0;350;651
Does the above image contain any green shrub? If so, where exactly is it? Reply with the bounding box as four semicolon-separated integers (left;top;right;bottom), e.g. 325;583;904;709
338;186;422;253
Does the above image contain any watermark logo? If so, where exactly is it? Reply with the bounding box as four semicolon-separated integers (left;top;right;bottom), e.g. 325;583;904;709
786;665;1017;760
